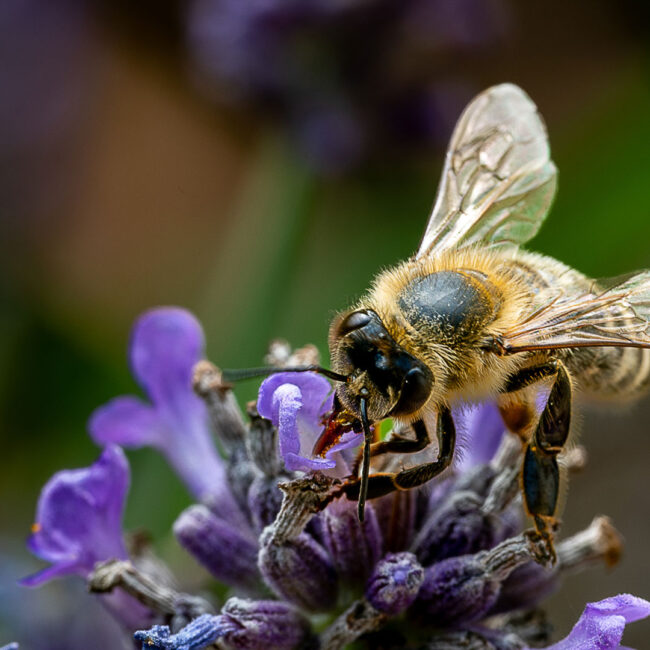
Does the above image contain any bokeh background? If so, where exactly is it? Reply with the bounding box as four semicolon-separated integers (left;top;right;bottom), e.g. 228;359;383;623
1;0;649;647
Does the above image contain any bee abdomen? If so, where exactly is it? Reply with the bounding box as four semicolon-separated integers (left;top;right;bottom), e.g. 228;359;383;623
569;339;650;400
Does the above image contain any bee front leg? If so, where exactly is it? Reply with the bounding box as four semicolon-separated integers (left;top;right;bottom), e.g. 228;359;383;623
349;418;431;477
501;360;572;563
340;407;456;500
393;406;456;489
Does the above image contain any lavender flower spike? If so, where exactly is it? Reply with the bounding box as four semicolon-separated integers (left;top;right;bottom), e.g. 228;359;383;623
89;308;235;508
22;445;130;586
257;372;361;473
543;594;650;650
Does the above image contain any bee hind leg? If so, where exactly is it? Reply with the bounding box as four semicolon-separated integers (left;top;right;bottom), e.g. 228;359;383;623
502;360;572;563
340;406;456;499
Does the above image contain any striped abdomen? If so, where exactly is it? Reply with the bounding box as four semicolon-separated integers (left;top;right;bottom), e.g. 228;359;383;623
508;252;650;401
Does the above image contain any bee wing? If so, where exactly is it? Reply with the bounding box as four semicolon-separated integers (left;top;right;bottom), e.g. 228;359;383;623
416;84;557;259
500;271;650;353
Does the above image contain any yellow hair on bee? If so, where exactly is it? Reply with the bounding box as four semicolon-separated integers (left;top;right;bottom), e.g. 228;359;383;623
354;246;538;412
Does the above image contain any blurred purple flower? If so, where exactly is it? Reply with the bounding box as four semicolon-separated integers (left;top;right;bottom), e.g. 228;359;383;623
21;446;153;632
186;0;509;173
22;446;129;587
257;372;362;472
1;0;99;238
89;308;238;513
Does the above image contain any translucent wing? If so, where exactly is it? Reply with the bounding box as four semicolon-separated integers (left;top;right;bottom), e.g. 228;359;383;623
499;272;650;354
416;84;557;259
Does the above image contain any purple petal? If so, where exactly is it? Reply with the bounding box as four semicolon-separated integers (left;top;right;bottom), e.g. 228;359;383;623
258;372;333;428
129;307;204;409
89;396;163;448
258;372;344;472
259;529;338;612
90;308;236;507
22;446;129;585
454;402;505;472
543;594;650;650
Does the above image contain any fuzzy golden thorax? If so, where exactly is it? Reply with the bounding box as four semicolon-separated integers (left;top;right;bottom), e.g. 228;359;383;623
344;247;536;415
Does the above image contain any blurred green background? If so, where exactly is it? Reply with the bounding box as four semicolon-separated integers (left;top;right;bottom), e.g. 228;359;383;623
1;0;649;646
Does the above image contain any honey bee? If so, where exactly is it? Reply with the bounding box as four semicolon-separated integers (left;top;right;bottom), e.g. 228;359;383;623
227;84;650;554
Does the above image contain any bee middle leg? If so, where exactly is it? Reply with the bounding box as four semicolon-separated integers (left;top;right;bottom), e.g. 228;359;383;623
341;406;456;500
500;360;572;562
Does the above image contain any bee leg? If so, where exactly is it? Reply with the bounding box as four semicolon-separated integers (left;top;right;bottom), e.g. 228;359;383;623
392;406;456;489
503;360;572;563
350;418;431;476
340;472;401;501
340;408;455;500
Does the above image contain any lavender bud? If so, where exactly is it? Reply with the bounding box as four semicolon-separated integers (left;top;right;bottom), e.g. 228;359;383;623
411;491;500;565
257;473;341;610
259;530;338;612
320;498;382;586
415;533;550;626
366;553;424;615
218;597;312;650
245;404;283;477
248;475;284;533
173;505;260;591
375;489;417;553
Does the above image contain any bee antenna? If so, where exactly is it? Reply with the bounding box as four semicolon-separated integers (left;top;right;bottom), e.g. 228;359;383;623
221;365;348;383
357;397;372;523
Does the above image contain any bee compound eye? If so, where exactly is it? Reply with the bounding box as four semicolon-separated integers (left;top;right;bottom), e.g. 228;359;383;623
338;310;372;336
391;367;432;416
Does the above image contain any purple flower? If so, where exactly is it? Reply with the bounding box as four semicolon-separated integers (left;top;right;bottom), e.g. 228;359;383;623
22;446;129;586
21;446;154;631
89;308;237;511
543;594;650;650
257;372;362;472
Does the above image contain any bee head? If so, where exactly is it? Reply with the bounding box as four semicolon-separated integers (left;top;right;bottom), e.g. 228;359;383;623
329;309;433;421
